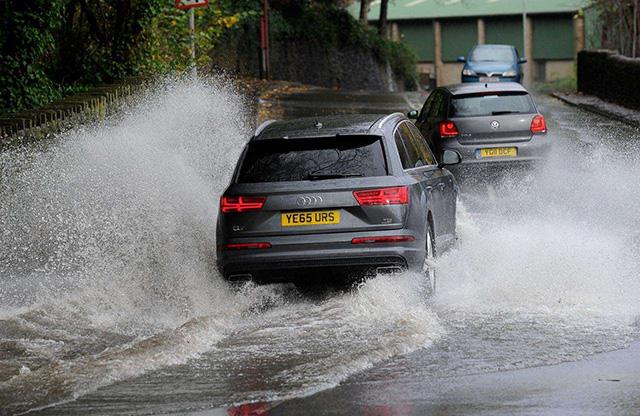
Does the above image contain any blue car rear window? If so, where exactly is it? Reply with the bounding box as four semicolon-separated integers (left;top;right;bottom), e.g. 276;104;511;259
449;92;535;118
470;47;516;62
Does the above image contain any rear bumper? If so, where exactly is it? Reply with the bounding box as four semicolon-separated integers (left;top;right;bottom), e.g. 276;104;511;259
217;230;424;283
443;134;552;165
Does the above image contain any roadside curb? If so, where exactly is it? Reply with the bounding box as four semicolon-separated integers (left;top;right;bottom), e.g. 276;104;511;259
551;92;640;128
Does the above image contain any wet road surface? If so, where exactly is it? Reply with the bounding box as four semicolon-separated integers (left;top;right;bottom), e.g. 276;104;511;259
1;81;640;415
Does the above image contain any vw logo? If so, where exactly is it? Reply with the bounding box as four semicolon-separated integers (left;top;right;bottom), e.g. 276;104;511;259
296;195;323;206
490;120;500;129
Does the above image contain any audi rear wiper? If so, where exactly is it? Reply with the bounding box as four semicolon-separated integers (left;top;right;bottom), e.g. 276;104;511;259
305;173;364;180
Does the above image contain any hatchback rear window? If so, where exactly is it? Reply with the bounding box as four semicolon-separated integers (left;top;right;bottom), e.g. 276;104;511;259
470;47;516;62
237;136;388;183
449;92;535;118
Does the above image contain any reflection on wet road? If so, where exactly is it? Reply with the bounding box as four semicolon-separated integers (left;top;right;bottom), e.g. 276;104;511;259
1;81;640;415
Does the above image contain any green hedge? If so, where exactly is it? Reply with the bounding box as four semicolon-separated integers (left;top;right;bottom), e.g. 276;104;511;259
578;50;640;110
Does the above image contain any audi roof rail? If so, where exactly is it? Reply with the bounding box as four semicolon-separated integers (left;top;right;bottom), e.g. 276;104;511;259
254;119;278;137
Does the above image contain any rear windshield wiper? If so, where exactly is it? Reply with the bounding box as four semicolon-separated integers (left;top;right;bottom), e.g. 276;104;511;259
305;173;364;180
491;110;521;115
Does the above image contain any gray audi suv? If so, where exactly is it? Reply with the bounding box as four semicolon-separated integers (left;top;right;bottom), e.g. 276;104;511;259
216;114;461;288
410;82;550;166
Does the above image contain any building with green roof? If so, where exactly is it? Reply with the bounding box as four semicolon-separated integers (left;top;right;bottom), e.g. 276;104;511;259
351;0;594;87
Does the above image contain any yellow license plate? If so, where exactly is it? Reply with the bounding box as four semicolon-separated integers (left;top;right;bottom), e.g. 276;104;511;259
480;147;517;158
281;210;340;227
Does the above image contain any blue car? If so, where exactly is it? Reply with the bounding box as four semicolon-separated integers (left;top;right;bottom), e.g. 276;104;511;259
458;44;526;83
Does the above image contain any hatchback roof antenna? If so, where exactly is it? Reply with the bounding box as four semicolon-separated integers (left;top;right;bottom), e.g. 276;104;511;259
485;83;488;88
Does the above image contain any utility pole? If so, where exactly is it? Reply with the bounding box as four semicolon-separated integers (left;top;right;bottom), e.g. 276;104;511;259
189;7;196;76
175;1;209;76
522;0;529;85
522;0;527;59
634;0;638;57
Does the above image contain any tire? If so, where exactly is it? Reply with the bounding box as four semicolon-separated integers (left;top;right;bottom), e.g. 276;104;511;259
422;220;437;295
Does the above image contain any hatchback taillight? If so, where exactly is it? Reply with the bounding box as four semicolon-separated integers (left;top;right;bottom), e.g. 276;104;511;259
221;196;266;213
353;186;409;206
439;120;459;137
530;115;547;133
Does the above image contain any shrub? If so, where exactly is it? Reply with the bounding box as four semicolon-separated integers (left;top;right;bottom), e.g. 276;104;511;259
578;50;640;110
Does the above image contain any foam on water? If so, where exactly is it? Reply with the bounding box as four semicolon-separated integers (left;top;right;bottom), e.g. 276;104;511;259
211;273;443;405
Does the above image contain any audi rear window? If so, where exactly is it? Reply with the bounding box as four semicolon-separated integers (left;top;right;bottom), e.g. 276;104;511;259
237;136;388;183
449;92;535;118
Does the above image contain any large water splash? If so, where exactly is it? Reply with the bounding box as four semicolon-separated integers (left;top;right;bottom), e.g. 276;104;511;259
0;77;251;331
436;108;640;319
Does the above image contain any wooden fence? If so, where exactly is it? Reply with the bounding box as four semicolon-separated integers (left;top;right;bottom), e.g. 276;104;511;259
0;77;149;145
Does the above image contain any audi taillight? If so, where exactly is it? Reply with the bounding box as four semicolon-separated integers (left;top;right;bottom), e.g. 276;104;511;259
223;242;271;250
439;120;459;137
353;186;409;206
351;236;415;244
530;115;547;133
220;196;266;213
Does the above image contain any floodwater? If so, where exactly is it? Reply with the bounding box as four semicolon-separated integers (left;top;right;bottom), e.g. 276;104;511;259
1;78;640;415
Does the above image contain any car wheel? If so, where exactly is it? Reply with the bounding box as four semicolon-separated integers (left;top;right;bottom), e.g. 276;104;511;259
422;221;437;295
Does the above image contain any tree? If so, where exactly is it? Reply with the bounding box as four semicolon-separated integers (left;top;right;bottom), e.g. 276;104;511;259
593;0;640;57
0;0;65;112
378;0;388;38
359;0;370;23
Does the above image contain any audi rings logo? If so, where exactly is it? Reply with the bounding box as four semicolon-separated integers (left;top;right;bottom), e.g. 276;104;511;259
296;195;323;206
490;120;500;129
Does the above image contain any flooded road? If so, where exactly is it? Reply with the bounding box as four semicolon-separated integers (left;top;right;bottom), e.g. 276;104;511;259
1;79;640;415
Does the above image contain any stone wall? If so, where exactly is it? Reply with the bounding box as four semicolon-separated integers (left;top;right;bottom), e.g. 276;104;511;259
211;26;402;92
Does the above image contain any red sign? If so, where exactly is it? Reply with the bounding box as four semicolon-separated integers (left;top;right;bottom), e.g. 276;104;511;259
175;0;208;10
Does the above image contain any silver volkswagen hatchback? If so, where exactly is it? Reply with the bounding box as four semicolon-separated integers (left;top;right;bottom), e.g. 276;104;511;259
411;83;550;166
216;114;461;288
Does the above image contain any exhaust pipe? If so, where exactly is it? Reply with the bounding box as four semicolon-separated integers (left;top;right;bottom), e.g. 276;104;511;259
376;266;403;275
228;273;253;281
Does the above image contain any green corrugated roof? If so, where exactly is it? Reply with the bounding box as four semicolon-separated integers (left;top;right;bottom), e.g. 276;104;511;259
350;0;590;20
